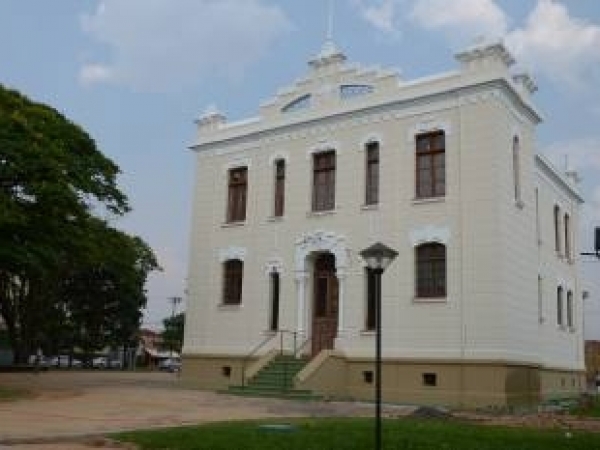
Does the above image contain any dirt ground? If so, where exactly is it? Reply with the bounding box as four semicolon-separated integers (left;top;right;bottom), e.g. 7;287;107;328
0;370;407;449
1;371;599;449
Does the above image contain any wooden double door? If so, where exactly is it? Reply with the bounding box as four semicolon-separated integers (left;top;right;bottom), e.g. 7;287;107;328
311;253;339;356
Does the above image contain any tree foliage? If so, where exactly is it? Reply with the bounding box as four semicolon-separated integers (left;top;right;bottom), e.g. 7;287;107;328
0;84;159;363
161;312;185;354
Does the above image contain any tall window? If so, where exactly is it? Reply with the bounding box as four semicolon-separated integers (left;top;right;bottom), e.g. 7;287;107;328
365;142;379;205
269;272;280;331
567;290;573;329
554;205;561;254
564;213;571;259
415;243;447;298
416;131;445;198
512;136;521;202
557;286;564;326
365;268;376;330
535;188;540;244
274;160;285;217
537;275;543;324
223;260;243;305
227;167;247;222
312;151;336;211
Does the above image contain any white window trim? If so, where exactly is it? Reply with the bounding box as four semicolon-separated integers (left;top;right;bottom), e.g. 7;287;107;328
409;225;451;247
218;246;247;263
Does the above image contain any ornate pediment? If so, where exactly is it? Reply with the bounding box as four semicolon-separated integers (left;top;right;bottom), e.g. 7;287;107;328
295;230;349;271
259;43;401;120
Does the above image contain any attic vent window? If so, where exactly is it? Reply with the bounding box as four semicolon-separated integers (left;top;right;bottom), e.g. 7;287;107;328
340;84;374;100
282;94;311;113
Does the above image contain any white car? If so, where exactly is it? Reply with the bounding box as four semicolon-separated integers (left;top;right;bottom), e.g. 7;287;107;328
28;354;51;368
158;357;181;372
53;355;82;368
92;356;122;369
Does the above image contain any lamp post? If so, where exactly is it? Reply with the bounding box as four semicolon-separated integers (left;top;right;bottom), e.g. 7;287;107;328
168;296;182;358
360;243;398;450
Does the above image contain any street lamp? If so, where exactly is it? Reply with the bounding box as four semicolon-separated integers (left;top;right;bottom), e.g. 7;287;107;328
360;242;398;450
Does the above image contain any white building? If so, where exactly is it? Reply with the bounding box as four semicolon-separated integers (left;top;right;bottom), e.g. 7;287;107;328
183;40;584;407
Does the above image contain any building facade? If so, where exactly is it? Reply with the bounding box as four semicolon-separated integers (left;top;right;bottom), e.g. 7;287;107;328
183;40;584;407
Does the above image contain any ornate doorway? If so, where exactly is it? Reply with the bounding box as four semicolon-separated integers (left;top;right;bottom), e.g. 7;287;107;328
312;253;339;356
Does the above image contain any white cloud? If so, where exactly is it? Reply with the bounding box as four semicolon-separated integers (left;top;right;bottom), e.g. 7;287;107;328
409;0;507;40
541;137;600;255
79;63;115;86
505;0;600;88
542;137;600;173
79;0;291;91
361;0;400;36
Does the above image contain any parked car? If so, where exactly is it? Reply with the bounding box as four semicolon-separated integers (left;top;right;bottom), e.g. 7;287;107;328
92;356;123;369
158;357;181;372
92;356;108;369
28;354;52;368
51;355;82;368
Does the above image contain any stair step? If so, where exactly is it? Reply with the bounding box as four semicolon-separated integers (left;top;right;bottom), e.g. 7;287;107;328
226;354;319;400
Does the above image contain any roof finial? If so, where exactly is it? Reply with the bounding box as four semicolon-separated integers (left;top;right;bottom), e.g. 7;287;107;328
309;0;346;68
327;0;334;42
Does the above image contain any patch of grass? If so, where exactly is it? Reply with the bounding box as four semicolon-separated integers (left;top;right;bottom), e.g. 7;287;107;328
571;395;600;417
116;418;600;450
0;385;31;401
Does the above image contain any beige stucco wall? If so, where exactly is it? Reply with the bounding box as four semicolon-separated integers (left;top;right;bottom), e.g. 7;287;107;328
183;42;584;406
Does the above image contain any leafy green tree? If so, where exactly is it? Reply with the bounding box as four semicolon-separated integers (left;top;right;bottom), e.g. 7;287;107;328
0;84;157;363
63;219;159;360
161;312;185;355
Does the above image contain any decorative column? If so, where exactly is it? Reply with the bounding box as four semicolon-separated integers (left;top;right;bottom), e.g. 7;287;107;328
295;271;309;334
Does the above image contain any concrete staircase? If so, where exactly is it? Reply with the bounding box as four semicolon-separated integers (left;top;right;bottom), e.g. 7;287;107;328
227;355;319;400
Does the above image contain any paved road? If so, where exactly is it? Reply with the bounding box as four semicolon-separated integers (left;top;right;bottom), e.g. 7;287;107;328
0;371;404;449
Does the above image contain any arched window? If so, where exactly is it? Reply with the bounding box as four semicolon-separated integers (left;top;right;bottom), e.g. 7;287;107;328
557;286;564;326
512;136;521;202
223;260;243;305
415;131;445;198
415;243;446;298
273;159;285;217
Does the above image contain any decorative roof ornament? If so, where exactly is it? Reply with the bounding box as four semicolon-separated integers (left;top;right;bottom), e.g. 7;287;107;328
309;0;347;69
195;103;226;130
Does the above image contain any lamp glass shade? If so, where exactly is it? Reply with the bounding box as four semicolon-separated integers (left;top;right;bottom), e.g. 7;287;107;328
360;242;399;272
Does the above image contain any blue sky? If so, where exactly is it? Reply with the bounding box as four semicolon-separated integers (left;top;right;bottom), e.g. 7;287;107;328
1;0;599;333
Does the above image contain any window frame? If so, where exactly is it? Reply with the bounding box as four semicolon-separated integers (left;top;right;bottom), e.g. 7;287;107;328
365;141;380;206
554;205;561;254
226;167;248;223
269;271;280;331
557;286;564;327
566;290;573;329
222;259;244;305
415;131;446;199
415;243;447;298
365;268;376;331
273;159;285;217
564;213;571;260
312;150;336;212
512;136;521;203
